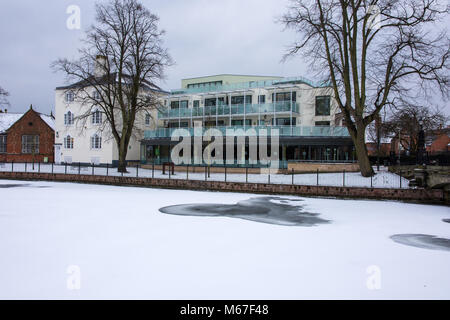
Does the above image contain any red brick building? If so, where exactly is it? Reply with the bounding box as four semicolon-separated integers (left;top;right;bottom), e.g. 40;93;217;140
0;106;55;163
426;127;450;153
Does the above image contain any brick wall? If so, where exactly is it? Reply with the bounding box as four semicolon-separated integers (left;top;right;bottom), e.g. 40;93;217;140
0;171;446;204
0;109;54;163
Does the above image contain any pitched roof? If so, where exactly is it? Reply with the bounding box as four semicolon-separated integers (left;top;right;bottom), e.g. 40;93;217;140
56;72;169;94
0;113;23;134
0;110;55;133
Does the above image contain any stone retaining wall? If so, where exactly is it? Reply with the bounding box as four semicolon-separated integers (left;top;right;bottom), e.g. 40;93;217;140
287;162;360;173
0;171;446;204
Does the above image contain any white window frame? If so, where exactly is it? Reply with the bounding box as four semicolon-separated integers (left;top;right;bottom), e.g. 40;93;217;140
92;109;102;125
22;135;39;154
65;91;74;103
64;111;74;126
90;134;102;149
145;113;151;126
64;135;74;149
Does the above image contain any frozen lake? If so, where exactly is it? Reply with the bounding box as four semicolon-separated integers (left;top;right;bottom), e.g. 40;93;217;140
0;179;449;299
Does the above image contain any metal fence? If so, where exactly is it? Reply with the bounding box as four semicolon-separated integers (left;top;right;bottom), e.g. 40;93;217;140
0;161;411;189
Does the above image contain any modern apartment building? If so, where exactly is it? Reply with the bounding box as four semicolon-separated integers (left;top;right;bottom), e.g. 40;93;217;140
141;74;354;168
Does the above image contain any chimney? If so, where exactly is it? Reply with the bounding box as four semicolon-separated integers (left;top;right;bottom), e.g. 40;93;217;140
94;55;108;77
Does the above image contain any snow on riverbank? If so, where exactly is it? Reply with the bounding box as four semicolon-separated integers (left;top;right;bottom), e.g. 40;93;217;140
0;179;448;299
0;163;409;189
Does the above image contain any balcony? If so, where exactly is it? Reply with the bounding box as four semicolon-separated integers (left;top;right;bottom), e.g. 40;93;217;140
158;101;300;119
144;125;350;139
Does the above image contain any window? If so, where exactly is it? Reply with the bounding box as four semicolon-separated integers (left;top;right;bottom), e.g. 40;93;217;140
91;134;102;149
93;91;101;100
258;95;266;104
22;135;39;154
315;96;331;116
64;111;74;125
315;121;330;126
92;109;102;124
65;91;74;102
170;100;188;109
64;135;74;149
273;118;295;126
193;100;200;108
231;119;252;126
145;113;151;126
187;81;222;89
169;122;189;128
204;97;225;107
230;95;252;105
0;135;6;153
272;92;296;102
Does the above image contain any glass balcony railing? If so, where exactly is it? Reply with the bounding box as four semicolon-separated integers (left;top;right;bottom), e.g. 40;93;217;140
144;125;350;139
170;76;329;95
158;102;300;119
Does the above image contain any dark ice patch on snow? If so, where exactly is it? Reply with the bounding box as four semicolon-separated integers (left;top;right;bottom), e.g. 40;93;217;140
0;184;30;188
443;219;450;224
159;196;329;226
0;184;50;188
390;234;450;252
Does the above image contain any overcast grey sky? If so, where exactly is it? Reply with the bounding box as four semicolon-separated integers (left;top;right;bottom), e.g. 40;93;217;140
0;0;448;116
0;0;308;115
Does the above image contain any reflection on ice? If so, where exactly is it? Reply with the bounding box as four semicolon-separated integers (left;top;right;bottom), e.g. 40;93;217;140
159;196;329;226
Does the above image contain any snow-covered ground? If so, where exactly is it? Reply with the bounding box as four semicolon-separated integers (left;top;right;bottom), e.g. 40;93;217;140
0;179;448;299
0;162;409;189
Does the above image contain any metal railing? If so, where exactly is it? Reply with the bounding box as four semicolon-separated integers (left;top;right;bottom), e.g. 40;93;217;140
0;161;411;189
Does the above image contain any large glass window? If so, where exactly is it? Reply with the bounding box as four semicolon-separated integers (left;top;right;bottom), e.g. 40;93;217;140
273;118;295;126
272;92;296;102
230;95;252;105
193;100;200;108
0;135;6;153
231;119;252;126
22;135;39;154
170;100;188;109
258;95;266;104
187;81;222;89
315;96;331;116
205;97;225;106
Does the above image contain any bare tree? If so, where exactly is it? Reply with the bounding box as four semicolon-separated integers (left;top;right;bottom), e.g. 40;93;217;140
383;104;448;154
0;86;9;107
52;0;172;172
281;0;449;176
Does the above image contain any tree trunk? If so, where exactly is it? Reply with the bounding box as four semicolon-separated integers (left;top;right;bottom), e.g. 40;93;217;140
117;142;128;173
353;128;374;177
